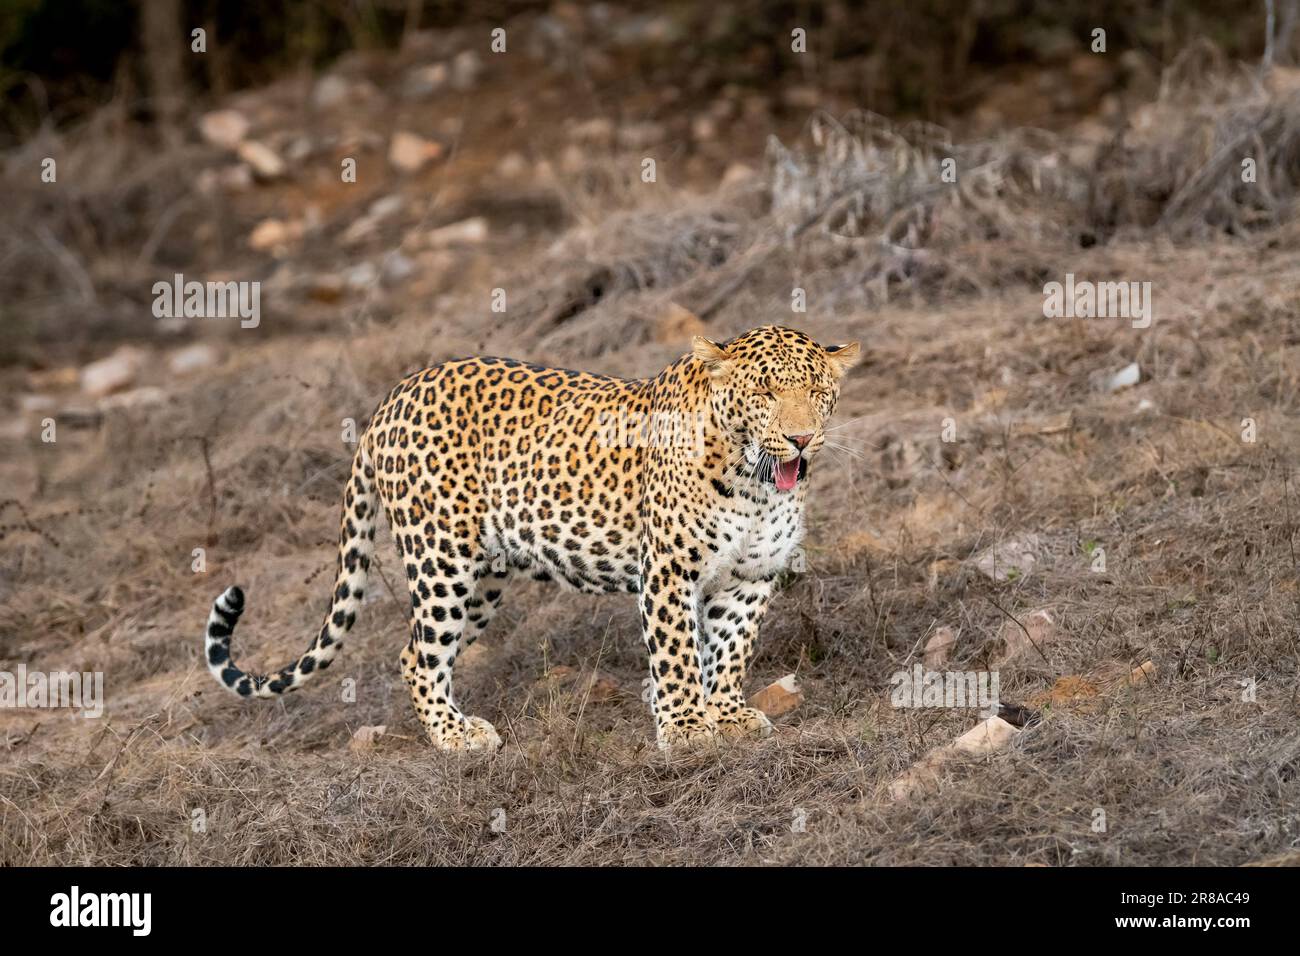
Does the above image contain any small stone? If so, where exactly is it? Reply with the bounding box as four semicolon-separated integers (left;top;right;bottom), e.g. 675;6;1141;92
311;74;352;110
348;724;387;751
425;217;488;247
998;609;1059;663
99;386;166;412
198;109;250;149
248;218;304;252
344;262;379;289
236;140;286;179
888;716;1020;800
80;346;144;397
496;152;527;177
1108;362;1141;391
923;626;959;668
401;63;448;100
750;674;802;717
168;343;219;376
388;131;443;173
972;534;1041;582
449;50;482;90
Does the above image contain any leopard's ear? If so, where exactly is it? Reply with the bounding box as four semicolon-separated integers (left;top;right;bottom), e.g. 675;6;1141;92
692;336;733;379
824;341;861;378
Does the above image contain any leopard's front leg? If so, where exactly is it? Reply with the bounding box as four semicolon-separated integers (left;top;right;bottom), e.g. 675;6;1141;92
639;550;716;750
700;574;774;738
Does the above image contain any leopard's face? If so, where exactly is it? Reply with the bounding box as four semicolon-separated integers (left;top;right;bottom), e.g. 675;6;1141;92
693;326;861;492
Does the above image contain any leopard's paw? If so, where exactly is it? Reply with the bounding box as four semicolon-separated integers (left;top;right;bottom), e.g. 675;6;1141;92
434;715;502;752
656;711;718;751
710;704;773;739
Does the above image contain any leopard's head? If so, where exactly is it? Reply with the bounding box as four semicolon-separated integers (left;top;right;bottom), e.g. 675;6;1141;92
693;325;860;492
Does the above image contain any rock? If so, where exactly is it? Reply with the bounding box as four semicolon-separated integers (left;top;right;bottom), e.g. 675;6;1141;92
997;608;1058;663
721;163;756;187
382;252;415;284
1126;660;1156;686
782;86;820;109
401;63;448;100
236;140;286;179
248;218;304;253
586;673;621;703
496;152;527;177
344;262;379;290
167;343;219;377
571;117;614;145
691;115;718;141
449;50;483;90
19;394;56;416
311;74;352;110
655;303;706;343
750;674;802;717
971;534;1041;582
80;346;144;397
348;724;387;751
1107;362;1141;391
195;164;254;194
28;367;78;391
98;386;166;412
888;715;1020;800
198;109;250;149
388;131;444;173
617;121;666;150
425;217;488;247
923;626;959;668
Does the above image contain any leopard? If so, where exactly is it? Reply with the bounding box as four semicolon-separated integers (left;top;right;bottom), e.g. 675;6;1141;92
203;325;860;752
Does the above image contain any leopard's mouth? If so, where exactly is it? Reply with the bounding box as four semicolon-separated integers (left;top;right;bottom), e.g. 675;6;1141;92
760;453;807;491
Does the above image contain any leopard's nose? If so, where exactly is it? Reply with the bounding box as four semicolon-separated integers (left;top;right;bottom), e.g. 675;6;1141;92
786;433;813;450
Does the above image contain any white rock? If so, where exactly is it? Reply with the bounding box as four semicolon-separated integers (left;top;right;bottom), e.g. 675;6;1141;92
311;74;351;109
496;152;527;177
168;343;219;376
236;140;286;179
1108;362;1141;391
401;63;448;99
99;386;166;412
425;217;488;247
388;131;443;172
972;534;1041;582
450;50;482;90
81;346;144;397
248;218;304;252
344;262;379;289
199;109;250;149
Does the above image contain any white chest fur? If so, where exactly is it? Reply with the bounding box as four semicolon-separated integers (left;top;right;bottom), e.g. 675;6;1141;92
706;487;806;586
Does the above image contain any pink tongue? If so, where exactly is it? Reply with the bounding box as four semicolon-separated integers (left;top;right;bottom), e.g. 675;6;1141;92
774;458;800;491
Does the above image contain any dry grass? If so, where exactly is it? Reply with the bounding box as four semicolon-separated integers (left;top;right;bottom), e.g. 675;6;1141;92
4;52;1300;866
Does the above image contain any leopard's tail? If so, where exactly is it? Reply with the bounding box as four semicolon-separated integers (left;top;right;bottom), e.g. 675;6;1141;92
204;446;378;699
